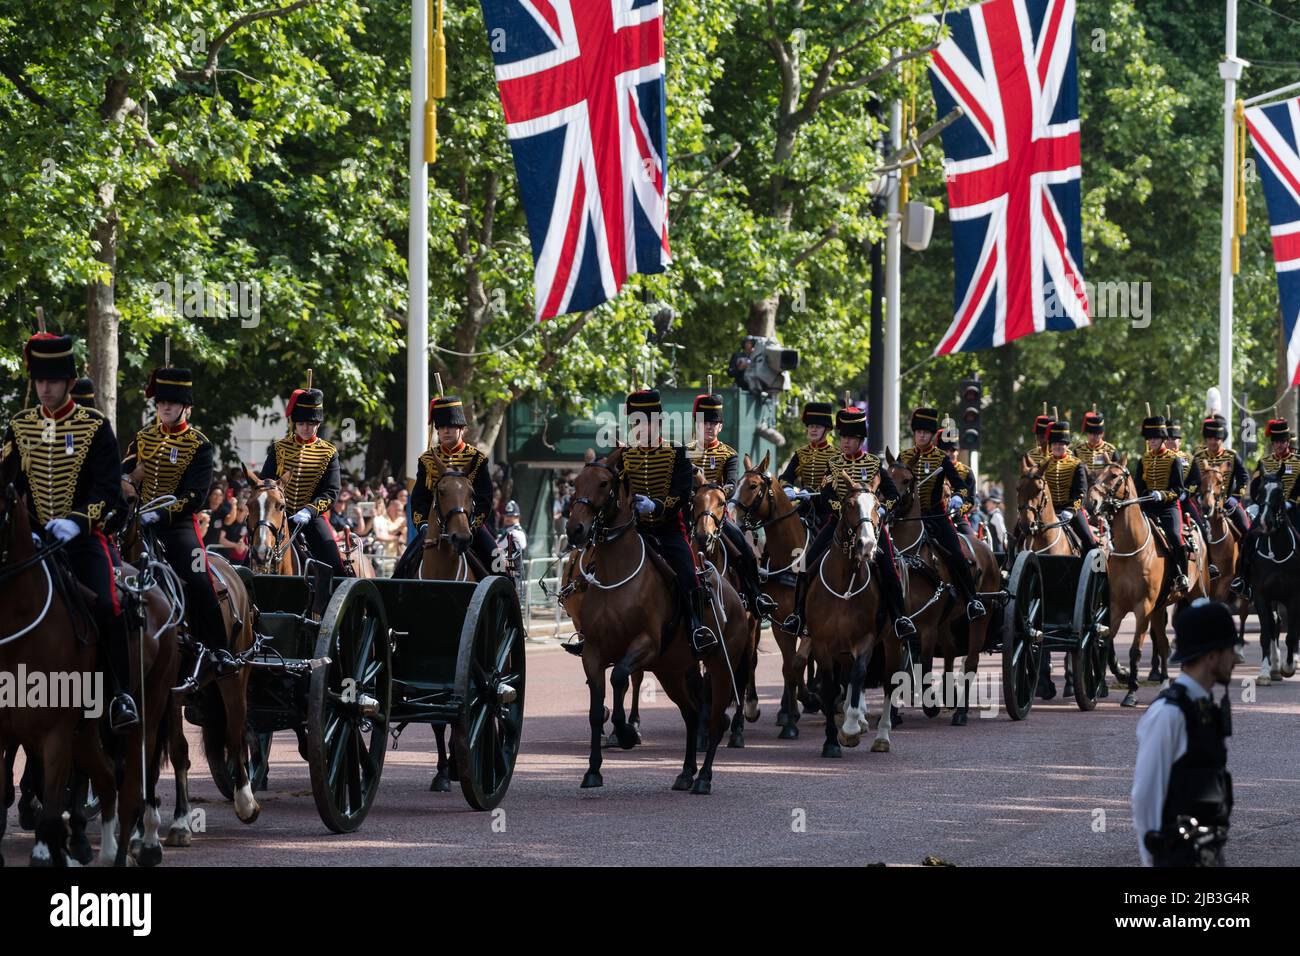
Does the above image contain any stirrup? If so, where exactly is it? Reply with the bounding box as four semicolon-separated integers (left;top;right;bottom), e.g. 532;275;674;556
966;599;986;621
894;615;917;638
755;593;779;619
110;694;140;733
1173;574;1190;593
691;625;719;656
562;633;585;656
1229;577;1246;596
781;610;805;635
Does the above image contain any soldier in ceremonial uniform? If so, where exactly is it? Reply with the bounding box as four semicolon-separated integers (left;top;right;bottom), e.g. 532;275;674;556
71;376;96;409
121;366;229;671
1071;408;1119;478
687;393;777;620
1132;600;1235;867
1028;409;1054;469
617;389;716;653
3;334;135;730
410;395;496;575
1168;419;1214;577
779;400;837;521
1249;418;1298;501
898;407;985;620
937;433;977;535
259;376;346;576
1134;414;1190;592
1042;420;1096;549
1196;415;1249;541
782;407;916;638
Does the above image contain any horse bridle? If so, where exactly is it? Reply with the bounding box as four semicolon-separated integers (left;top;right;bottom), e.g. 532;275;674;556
569;461;634;544
1093;466;1140;520
734;468;800;533
429;470;474;547
692;482;727;551
250;483;291;569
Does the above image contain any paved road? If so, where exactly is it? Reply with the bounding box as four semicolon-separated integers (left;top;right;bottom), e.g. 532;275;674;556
5;618;1299;866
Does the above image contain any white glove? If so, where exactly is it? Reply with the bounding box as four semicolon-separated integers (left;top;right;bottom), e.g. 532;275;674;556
632;495;656;517
876;506;887;520
139;510;161;527
783;486;802;499
948;495;964;510
1227;496;1239;509
45;518;79;543
291;507;315;526
1059;510;1073;522
1247;503;1260;519
1147;491;1164;502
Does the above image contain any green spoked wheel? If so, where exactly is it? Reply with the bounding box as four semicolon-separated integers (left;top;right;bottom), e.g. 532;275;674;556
1002;551;1044;721
452;576;527;811
1071;550;1111;712
307;579;392;833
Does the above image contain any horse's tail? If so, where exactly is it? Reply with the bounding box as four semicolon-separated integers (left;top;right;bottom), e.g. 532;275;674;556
153;685;173;774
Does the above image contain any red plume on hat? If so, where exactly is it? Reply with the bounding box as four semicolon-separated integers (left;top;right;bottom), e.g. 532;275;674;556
428;396;440;425
286;388;307;419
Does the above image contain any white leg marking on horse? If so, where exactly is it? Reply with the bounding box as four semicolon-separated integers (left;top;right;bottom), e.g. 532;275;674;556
31;841;51;863
874;697;892;747
234;782;258;821
841;688;866;737
143;805;161;850
1258;658;1272;685
98;813;118;866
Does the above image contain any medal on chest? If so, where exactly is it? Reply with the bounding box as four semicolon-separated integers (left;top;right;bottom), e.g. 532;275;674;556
169;445;179;464
64;433;74;455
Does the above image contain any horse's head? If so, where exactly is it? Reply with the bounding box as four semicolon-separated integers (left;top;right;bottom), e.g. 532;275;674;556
732;452;772;527
836;470;879;566
426;453;474;553
1016;455;1050;536
1087;453;1133;519
884;451;916;515
1199;463;1229;518
1259;472;1288;533
691;470;729;555
248;475;288;570
567;448;623;548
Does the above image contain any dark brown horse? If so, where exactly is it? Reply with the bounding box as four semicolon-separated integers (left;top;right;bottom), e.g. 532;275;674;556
566;450;751;794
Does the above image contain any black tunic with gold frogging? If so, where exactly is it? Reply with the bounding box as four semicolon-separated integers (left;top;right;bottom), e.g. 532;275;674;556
259;436;340;514
122;422;214;528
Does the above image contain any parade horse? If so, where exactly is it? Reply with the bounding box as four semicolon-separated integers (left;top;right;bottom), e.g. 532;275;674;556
1198;464;1251;644
885;456;1000;727
732;453;816;740
1241;474;1300;684
566;450;751;795
690;471;760;747
1088;455;1208;707
804;472;901;756
246;471;299;576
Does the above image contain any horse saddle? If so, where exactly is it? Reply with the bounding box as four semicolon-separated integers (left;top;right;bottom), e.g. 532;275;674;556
203;550;232;600
1144;516;1195;554
634;529;679;589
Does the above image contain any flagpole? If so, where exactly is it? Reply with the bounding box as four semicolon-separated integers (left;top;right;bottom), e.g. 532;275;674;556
407;0;430;479
1218;0;1244;438
883;95;903;456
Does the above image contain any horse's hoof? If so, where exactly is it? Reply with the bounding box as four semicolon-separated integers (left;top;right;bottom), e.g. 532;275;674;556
1257;673;1272;686
821;741;842;759
672;772;694;791
1146;670;1162;685
1283;664;1296;679
1270;669;1282;681
1036;682;1057;701
804;696;823;715
238;804;260;825
1098;682;1110;698
164;827;192;848
871;738;891;753
890;706;904;727
837;729;862;748
17;799;39;832
922;704;940;719
1063;682;1075;699
775;709;788;727
137;845;163;869
430;771;452;793
727;733;744;749
778;723;799;740
745;705;761;723
615;724;640;750
580;771;604;789
690;777;712;796
1121;691;1139;708
951;710;968;727
69;837;94;866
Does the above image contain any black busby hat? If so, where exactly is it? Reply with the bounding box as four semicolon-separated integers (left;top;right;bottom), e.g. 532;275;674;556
911;406;941;433
1166;419;1183;440
71;377;96;408
835;406;867;439
1082;410;1105;434
429;396;467;428
802;401;834;428
24;333;76;381
145;367;194;406
1170;599;1238;664
1048;420;1072;445
693;393;724;424
287;387;325;423
1203;415;1227;440
1141;415;1167;440
1033;414;1054;437
1266;418;1291;442
626;388;662;416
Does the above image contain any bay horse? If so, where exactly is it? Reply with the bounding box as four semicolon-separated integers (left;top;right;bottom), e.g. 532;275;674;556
805;472;900;756
1242;475;1300;684
566;450;751;794
1088;455;1207;706
1198;464;1251;643
885;456;1000;726
732;453;814;739
690;470;760;746
246;471;299;576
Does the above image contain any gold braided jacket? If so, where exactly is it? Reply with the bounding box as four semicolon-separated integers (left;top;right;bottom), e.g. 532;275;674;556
125;422;209;519
5;404;110;526
1042;453;1085;510
269;435;337;513
1256;453;1300;497
787;439;836;489
686;439;737;486
1138;448;1180;500
620;445;682;513
825;451;882;512
1070;438;1119;476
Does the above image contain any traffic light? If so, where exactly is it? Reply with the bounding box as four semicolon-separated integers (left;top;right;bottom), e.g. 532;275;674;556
959;378;982;450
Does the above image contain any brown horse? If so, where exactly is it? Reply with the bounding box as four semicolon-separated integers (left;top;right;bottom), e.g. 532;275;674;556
805;472;901;755
0;481;120;866
1198;463;1250;639
886;457;1000;726
732;452;814;739
1089;455;1207;706
339;526;376;579
566;450;751;794
246;472;298;575
690;471;760;745
1015;458;1076;557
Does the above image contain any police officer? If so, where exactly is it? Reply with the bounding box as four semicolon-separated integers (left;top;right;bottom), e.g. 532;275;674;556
259;374;346;576
1134;413;1190;593
1131;599;1235;867
687;392;777;621
3;333;135;730
1042;420;1096;549
782;407;916;639
121;365;230;675
497;500;528;605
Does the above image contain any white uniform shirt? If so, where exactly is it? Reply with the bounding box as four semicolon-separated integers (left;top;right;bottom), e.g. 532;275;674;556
1130;673;1212;866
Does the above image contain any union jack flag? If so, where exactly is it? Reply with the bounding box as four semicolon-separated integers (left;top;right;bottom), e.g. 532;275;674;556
927;0;1089;355
479;0;670;321
1245;96;1300;387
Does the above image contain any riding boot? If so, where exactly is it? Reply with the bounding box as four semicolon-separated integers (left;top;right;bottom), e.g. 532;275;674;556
1170;542;1190;592
946;554;986;621
782;572;809;635
741;560;777;621
689;586;719;656
1231;535;1255;596
103;615;140;733
199;602;240;679
875;554;916;640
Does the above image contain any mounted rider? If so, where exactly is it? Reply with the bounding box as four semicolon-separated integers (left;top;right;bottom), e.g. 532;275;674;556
686;392;777;621
1042;420;1097;549
3;333;135;731
779;400;837;524
898;406;985;620
1167;417;1215;578
937;432;977;535
1028;407;1054;470
1071;408;1119;478
121;365;231;677
1134;413;1190;593
71;376;97;409
1233;418;1293;598
617;388;717;654
409;395;496;576
258;373;346;576
1195;415;1250;541
782;406;916;639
